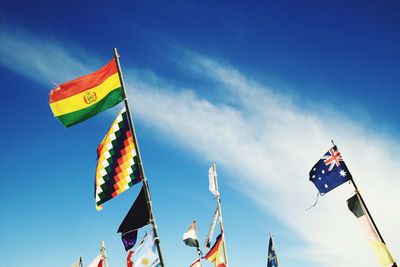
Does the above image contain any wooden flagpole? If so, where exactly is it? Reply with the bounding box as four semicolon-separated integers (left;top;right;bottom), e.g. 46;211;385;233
101;240;108;267
332;140;396;265
113;48;165;267
211;164;229;266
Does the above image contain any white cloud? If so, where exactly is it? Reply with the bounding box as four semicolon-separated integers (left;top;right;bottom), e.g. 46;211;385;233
1;27;399;267
126;54;400;267
0;25;97;86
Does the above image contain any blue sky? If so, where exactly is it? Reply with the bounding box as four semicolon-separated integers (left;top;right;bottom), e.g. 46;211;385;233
1;1;400;267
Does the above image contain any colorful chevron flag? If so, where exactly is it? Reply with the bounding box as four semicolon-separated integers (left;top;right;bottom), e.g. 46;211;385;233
95;108;141;209
49;58;123;127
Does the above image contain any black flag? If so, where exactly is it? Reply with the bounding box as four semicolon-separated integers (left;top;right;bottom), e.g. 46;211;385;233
117;186;150;250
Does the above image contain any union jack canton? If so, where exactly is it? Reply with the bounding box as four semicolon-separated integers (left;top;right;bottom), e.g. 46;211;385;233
309;146;351;195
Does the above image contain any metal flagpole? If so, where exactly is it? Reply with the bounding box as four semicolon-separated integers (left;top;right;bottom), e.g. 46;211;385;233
113;48;165;267
212;164;229;266
101;240;109;267
332;140;397;266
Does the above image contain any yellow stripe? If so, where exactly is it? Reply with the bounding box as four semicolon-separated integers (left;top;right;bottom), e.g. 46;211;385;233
50;73;121;116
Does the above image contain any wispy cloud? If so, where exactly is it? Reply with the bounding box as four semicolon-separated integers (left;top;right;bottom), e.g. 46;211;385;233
0;25;97;87
1;27;399;267
127;55;400;266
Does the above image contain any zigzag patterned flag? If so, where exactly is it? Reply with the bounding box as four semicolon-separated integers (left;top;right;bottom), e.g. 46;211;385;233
95;107;142;210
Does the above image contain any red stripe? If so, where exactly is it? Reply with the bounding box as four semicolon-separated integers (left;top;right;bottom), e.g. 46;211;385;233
49;58;118;103
205;234;223;260
127;251;134;267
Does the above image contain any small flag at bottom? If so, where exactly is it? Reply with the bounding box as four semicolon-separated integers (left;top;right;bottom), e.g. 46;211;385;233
205;233;226;267
183;220;199;248
189;258;201;267
267;234;279;267
128;232;160;267
87;255;103;267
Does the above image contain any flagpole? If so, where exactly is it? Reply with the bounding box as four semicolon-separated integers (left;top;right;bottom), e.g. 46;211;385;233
331;140;387;244
332;141;397;266
212;164;229;266
113;48;165;267
196;248;203;267
101;240;109;267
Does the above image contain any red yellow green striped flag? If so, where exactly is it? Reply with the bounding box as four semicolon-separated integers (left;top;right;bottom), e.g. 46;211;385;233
49;58;124;127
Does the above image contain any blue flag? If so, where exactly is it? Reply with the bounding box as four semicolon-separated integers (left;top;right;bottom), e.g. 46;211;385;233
267;235;278;267
309;146;351;195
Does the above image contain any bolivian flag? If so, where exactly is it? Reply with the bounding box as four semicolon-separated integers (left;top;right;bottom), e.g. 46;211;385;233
49;58;123;127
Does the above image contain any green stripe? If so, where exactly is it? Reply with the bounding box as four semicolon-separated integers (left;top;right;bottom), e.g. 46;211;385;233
347;194;365;218
56;88;123;127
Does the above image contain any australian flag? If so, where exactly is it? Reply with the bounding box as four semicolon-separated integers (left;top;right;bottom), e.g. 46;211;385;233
309;146;351;195
267;235;278;267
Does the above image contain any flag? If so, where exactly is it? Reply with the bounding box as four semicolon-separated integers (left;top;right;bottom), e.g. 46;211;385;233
69;259;81;267
309;146;351;195
127;251;135;267
183;220;199;248
208;165;219;197
127;232;160;267
267;234;279;267
205;233;226;267
204;207;218;248
87;255;103;267
95;108;141;209
189;258;201;267
347;194;395;267
49;58;123;127
118;186;150;251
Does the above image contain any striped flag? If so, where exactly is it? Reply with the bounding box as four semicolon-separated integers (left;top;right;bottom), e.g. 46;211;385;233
204;233;226;267
183;221;199;248
347;193;395;267
95;108;141;209
49;58;123;127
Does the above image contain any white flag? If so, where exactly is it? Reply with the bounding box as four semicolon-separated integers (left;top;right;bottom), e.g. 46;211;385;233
87;255;102;267
189;258;201;267
69;259;80;267
208;166;219;197
204;207;219;248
